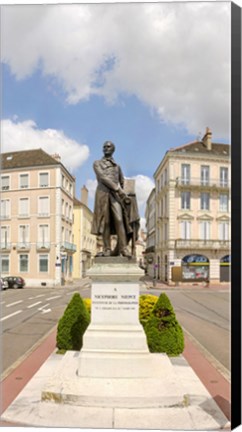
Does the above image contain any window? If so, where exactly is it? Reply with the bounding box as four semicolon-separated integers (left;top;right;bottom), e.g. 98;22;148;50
39;254;48;272
181;164;190;185
1;226;9;246
62;175;65;188
69;183;73;196
65;202;68;218
1;199;10;219
69;205;72;221
220;194;229;212
62;227;65;242
38;225;49;245
220;167;228;187
39;172;49;188
38;197;50;216
19;198;29;217
1;176;10;190
164;169;168;185
19;254;28;272
181;221;191;239
181;192;191;209
62;199;65;216
19;225;29;243
200;221;210;240
219;222;229;241
201;193;210;210
201;166;210;186
164;195;167;215
0;254;9;273
20;174;29;189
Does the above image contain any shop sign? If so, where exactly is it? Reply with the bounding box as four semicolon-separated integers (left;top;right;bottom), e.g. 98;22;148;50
182;254;209;265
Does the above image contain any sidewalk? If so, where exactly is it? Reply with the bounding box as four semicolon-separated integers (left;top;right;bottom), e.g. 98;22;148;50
0;323;231;428
141;275;230;291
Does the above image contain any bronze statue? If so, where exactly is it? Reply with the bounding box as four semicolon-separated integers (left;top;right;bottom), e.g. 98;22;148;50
91;141;140;257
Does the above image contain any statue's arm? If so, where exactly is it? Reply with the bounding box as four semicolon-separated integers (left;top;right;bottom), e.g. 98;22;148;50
93;161;119;191
119;167;125;189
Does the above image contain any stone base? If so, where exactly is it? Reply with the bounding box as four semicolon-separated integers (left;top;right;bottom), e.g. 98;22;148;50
42;351;184;408
86;257;144;282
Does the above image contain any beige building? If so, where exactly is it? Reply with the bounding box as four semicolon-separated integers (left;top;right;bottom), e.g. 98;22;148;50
0;149;76;287
145;188;156;277
153;128;230;284
73;186;97;279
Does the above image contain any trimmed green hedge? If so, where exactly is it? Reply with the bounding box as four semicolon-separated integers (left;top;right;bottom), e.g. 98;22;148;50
144;293;184;356
56;293;90;352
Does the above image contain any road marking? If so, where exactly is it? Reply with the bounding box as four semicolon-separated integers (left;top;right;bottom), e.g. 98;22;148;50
46;295;61;301
6;300;23;308
28;294;45;300
0;310;23;322
66;291;79;296
27;301;42;309
38;303;50;311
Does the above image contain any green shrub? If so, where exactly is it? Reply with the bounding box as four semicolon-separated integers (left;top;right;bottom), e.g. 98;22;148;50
56;293;90;352
144;293;184;356
139;294;157;326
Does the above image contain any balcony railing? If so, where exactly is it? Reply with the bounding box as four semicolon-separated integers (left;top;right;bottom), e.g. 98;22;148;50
16;242;31;251
0;242;12;250
176;177;230;190
61;241;77;252
36;242;51;251
175;239;230;250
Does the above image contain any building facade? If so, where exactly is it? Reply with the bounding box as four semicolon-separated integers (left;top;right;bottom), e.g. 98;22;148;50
153;128;230;284
145;188;156;277
0;149;76;287
73;186;97;279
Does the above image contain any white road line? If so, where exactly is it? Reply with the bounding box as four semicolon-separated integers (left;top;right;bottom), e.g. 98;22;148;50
35;294;45;298
6;300;23;308
0;310;23;322
27;301;42;309
38;303;50;311
46;295;61;301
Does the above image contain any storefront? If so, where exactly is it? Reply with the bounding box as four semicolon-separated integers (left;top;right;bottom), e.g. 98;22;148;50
220;255;230;282
182;254;209;282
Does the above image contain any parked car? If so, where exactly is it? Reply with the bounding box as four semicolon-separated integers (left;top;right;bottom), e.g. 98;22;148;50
3;276;25;289
0;278;9;290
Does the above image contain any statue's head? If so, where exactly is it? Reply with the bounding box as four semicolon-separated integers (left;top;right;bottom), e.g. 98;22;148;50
103;141;115;157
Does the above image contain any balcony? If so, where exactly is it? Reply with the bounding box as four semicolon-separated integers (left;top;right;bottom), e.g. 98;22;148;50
176;177;230;191
36;242;51;251
175;239;230;250
61;241;77;253
0;242;12;251
16;242;31;251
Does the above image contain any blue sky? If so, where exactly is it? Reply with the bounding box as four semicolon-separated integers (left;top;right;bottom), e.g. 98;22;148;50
1;2;231;225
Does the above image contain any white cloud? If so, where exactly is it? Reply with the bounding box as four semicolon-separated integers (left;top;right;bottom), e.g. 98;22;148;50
2;3;230;138
131;175;155;214
86;179;97;199
1;119;89;172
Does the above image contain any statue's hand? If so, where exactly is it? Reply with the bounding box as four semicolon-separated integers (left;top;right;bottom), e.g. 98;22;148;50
117;187;131;204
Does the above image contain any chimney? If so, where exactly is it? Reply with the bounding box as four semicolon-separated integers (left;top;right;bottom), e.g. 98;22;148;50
51;153;61;162
81;185;88;206
202;127;212;151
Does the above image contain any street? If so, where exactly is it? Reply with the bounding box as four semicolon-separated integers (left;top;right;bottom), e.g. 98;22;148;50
0;283;91;377
1;283;230;381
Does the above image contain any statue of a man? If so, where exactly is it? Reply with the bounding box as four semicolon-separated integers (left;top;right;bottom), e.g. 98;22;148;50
91;141;137;258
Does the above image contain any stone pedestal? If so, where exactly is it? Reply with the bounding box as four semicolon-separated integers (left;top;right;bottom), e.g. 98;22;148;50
86;256;144;282
78;283;150;378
